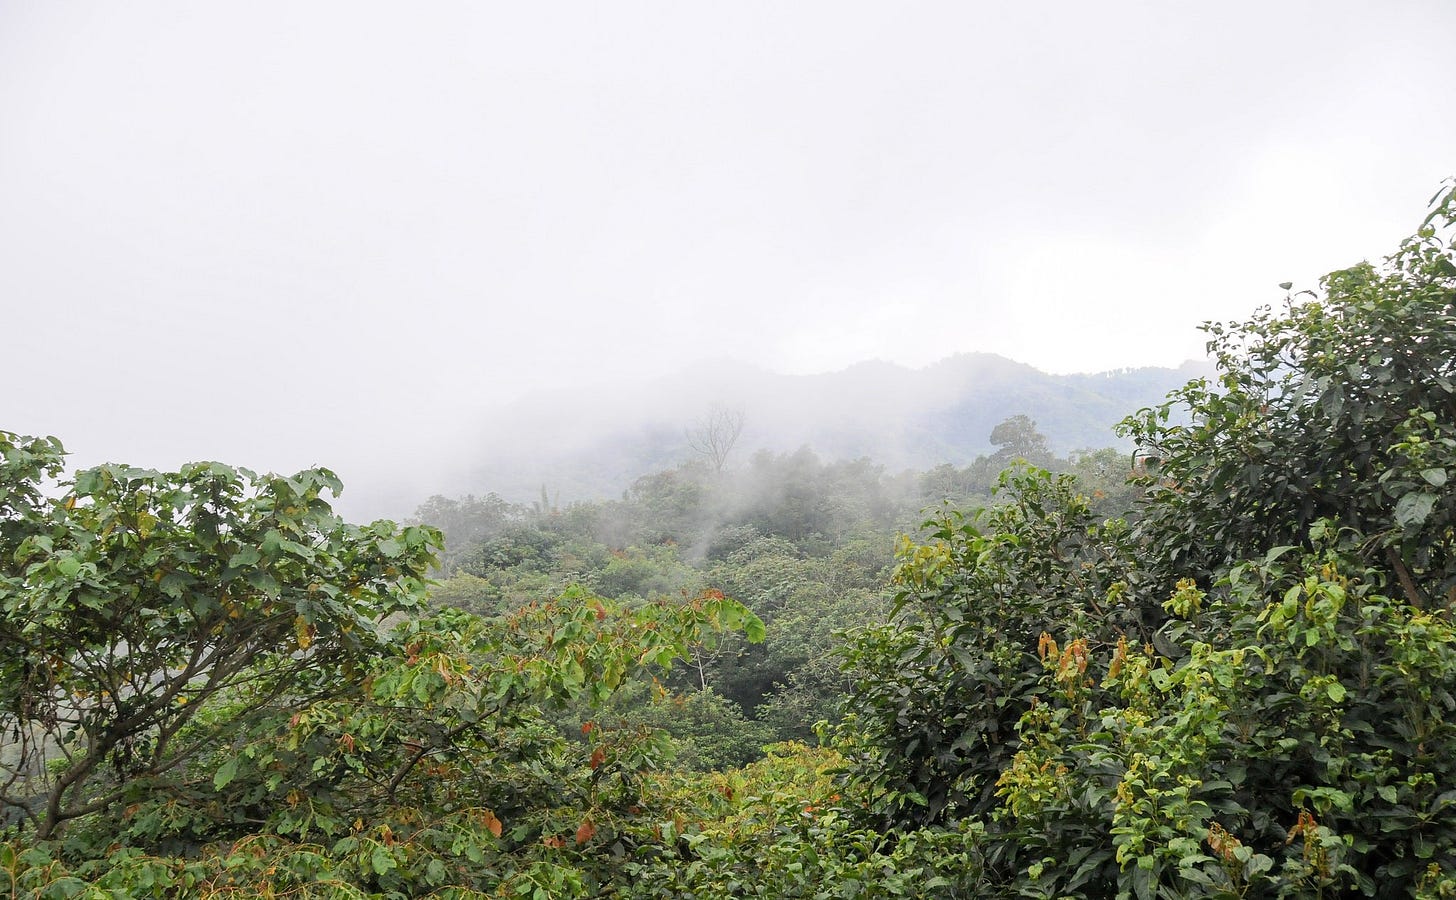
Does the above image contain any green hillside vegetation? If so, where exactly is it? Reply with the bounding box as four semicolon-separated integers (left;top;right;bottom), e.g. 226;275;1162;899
2;180;1453;897
419;428;1135;758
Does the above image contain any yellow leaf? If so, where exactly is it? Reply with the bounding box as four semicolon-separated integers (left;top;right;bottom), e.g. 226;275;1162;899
295;617;314;650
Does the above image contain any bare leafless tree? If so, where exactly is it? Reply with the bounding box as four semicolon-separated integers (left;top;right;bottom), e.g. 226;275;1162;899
686;404;745;473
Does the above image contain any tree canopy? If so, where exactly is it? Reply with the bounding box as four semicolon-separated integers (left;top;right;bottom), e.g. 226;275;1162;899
841;179;1456;897
0;446;442;841
1;438;762;896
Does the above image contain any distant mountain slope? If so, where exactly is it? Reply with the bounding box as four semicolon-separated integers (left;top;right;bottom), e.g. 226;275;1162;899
454;353;1214;503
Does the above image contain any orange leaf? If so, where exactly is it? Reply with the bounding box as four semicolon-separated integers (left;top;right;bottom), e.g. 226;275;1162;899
589;747;606;770
576;819;596;845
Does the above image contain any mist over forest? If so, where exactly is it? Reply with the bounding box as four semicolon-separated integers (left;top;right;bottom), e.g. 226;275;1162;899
9;187;1456;900
440;352;1212;512
5;3;1456;896
11;192;1456;894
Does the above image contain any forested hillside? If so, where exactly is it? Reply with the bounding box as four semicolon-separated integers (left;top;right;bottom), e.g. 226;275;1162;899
456;355;1210;505
3;182;1454;897
415;423;1135;760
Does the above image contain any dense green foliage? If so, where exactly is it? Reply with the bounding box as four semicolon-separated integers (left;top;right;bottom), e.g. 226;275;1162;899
0;440;764;897
420;433;1132;759
840;466;1144;827
0;453;441;842
4;182;1453;897
840;180;1456;897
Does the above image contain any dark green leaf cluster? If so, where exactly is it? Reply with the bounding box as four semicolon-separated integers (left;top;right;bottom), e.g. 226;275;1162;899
1121;182;1456;605
839;466;1140;827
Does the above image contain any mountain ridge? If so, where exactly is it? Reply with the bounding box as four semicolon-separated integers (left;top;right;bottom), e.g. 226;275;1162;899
453;353;1215;504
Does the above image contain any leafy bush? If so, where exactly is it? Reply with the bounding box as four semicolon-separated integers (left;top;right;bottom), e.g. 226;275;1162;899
840;180;1456;896
839;465;1140;827
622;743;990;899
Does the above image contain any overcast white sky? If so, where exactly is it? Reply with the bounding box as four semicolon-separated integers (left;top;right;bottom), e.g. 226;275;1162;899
3;2;1454;515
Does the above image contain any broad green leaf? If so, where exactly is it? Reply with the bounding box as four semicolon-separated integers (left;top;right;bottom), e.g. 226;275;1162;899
1394;491;1437;528
1264;545;1296;565
370;844;396;874
228;546;261;568
743;611;766;644
214;757;239;790
426;858;448;885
